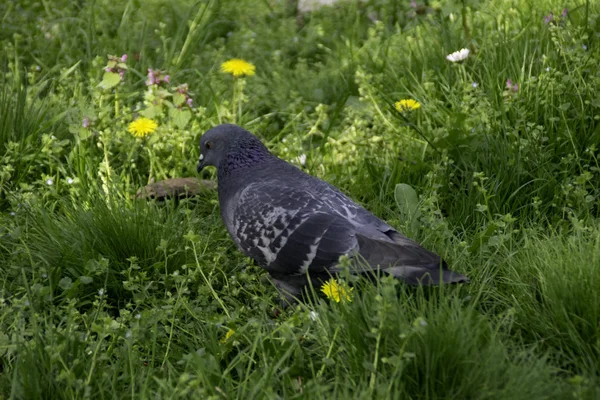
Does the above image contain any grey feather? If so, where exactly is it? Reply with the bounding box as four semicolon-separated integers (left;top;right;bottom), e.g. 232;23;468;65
197;124;468;299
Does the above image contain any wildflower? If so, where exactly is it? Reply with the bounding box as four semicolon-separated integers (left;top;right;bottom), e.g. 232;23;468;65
546;67;550;72
471;82;478;88
98;288;105;296
446;48;470;62
220;59;256;77
82;117;90;128
46;178;54;185
9;211;15;216
146;69;170;86
67;178;74;184
296;154;307;166
321;278;353;303
506;79;519;92
582;45;588;51
543;12;553;24
128;117;158;137
186;97;193;107
135;313;141;320
309;311;319;321
176;83;189;94
220;328;235;343
105;54;127;75
395;99;421;112
561;8;568;17
147;69;155;85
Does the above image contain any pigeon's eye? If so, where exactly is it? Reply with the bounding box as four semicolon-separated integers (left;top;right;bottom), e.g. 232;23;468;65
205;142;212;150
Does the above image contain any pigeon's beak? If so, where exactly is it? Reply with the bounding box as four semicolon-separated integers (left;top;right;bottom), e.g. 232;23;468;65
196;153;205;173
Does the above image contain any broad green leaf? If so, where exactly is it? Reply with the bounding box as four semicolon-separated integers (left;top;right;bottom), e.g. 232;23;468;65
394;183;422;234
170;108;191;129
59;277;73;290
76;127;92;140
141;105;162;119
394;183;421;219
99;72;121;89
173;93;186;106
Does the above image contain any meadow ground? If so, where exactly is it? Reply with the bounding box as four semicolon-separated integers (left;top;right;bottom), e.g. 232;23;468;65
1;0;599;398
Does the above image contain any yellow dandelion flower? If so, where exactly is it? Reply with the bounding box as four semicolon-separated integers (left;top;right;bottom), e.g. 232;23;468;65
321;279;353;303
395;99;421;112
220;328;235;344
128;117;157;137
220;59;256;77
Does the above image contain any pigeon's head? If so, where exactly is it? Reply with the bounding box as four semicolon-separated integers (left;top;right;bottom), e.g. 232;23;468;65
197;124;270;173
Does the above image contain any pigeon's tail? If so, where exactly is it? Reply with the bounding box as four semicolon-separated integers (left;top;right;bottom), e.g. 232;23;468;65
354;234;469;286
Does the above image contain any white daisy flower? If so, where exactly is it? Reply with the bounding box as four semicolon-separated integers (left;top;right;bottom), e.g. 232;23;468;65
446;48;470;62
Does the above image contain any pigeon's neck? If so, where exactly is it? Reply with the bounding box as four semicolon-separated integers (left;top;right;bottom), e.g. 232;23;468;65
217;147;275;181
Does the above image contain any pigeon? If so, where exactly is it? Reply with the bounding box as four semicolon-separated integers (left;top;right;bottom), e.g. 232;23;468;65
196;124;468;301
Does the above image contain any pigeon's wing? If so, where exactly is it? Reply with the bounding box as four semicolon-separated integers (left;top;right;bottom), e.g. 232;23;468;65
308;180;405;240
309;180;443;247
306;181;468;284
232;182;358;275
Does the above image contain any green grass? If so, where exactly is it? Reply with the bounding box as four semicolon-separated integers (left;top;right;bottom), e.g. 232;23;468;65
1;0;600;398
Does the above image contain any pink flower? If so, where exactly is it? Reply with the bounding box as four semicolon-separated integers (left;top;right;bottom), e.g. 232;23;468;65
164;75;170;83
121;54;128;62
506;79;519;92
561;8;568;17
147;69;155;85
105;67;112;73
543;12;553;24
82;117;90;128
186;97;193;107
